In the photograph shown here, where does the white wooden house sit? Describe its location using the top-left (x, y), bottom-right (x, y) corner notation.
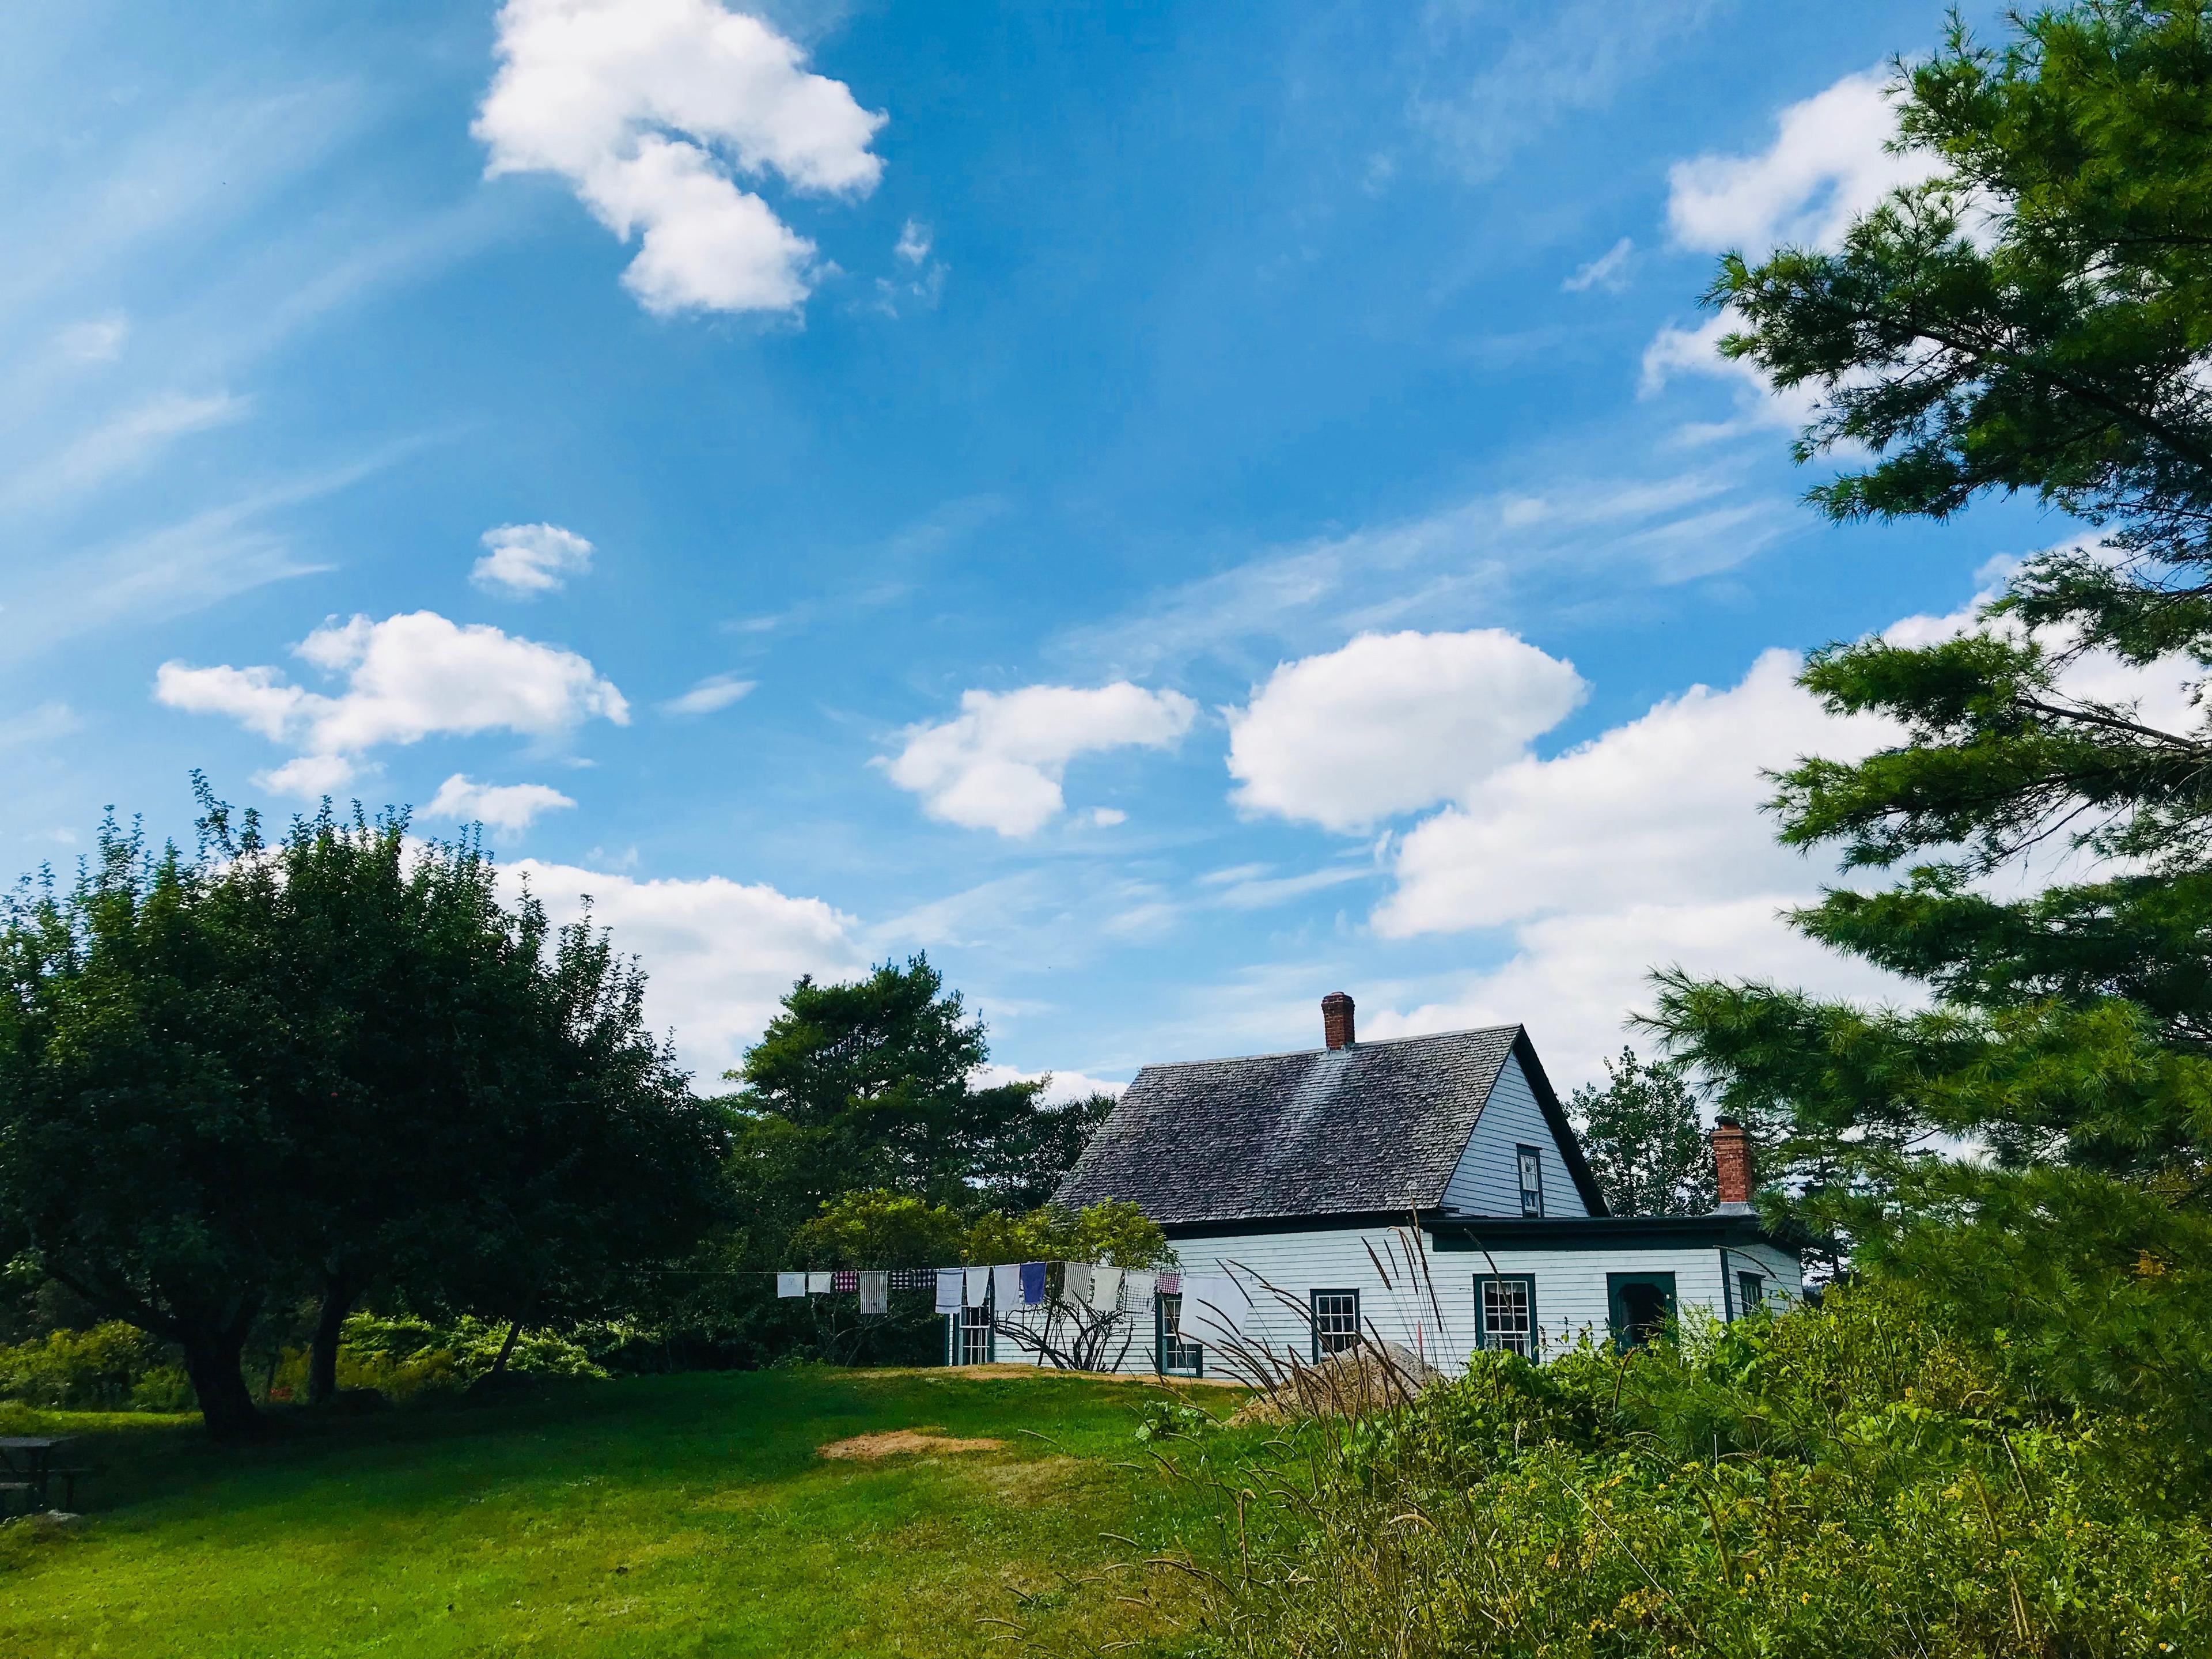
top-left (961, 992), bottom-right (1800, 1378)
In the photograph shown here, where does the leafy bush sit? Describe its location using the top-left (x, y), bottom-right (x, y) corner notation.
top-left (0, 1322), bottom-right (192, 1411)
top-left (1147, 1283), bottom-right (2209, 1658)
top-left (790, 1191), bottom-right (969, 1269)
top-left (334, 1313), bottom-right (608, 1400)
top-left (965, 1199), bottom-right (1173, 1270)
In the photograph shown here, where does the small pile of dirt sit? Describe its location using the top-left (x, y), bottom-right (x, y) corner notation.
top-left (1229, 1342), bottom-right (1444, 1424)
top-left (819, 1428), bottom-right (1005, 1460)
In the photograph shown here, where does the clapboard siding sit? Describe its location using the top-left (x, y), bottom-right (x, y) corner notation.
top-left (968, 1225), bottom-right (1809, 1376)
top-left (1438, 1051), bottom-right (1592, 1218)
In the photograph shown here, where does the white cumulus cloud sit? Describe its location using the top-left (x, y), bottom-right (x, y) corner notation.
top-left (474, 0), bottom-right (886, 316)
top-left (1666, 68), bottom-right (1942, 258)
top-left (427, 773), bottom-right (578, 834)
top-left (1375, 647), bottom-right (1881, 940)
top-left (505, 858), bottom-right (867, 1078)
top-left (256, 753), bottom-right (360, 799)
top-left (1359, 578), bottom-right (2205, 1086)
top-left (1358, 646), bottom-right (1900, 1084)
top-left (973, 1063), bottom-right (1128, 1104)
top-left (1226, 629), bottom-right (1586, 832)
top-left (1645, 70), bottom-right (1952, 440)
top-left (157, 611), bottom-right (630, 790)
top-left (885, 683), bottom-right (1198, 838)
top-left (473, 522), bottom-right (595, 596)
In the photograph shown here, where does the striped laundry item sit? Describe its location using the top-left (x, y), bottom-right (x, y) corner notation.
top-left (832, 1270), bottom-right (858, 1294)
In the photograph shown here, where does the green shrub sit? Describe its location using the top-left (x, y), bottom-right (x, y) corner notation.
top-left (335, 1313), bottom-right (608, 1400)
top-left (0, 1323), bottom-right (190, 1411)
top-left (1149, 1284), bottom-right (2210, 1658)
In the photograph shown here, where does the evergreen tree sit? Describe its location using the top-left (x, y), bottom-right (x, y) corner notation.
top-left (1567, 1050), bottom-right (1715, 1217)
top-left (729, 955), bottom-right (1064, 1211)
top-left (1651, 1), bottom-right (2212, 1468)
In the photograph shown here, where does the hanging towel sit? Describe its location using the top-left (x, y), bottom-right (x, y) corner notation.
top-left (991, 1263), bottom-right (1022, 1310)
top-left (1093, 1265), bottom-right (1125, 1311)
top-left (964, 1264), bottom-right (992, 1307)
top-left (890, 1267), bottom-right (933, 1291)
top-left (832, 1269), bottom-right (858, 1294)
top-left (776, 1272), bottom-right (805, 1298)
top-left (1126, 1270), bottom-right (1157, 1309)
top-left (1062, 1261), bottom-right (1094, 1308)
top-left (1020, 1261), bottom-right (1047, 1306)
top-left (935, 1268), bottom-right (965, 1315)
top-left (1156, 1271), bottom-right (1180, 1296)
top-left (1182, 1275), bottom-right (1248, 1345)
top-left (858, 1271), bottom-right (889, 1316)
top-left (805, 1271), bottom-right (833, 1295)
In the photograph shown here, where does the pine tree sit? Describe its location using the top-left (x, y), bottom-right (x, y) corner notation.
top-left (1651, 1), bottom-right (2212, 1471)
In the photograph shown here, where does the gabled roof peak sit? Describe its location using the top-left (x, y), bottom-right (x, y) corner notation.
top-left (1055, 1022), bottom-right (1603, 1227)
top-left (1141, 1020), bottom-right (1524, 1073)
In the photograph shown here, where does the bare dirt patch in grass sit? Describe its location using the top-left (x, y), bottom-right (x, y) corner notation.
top-left (820, 1428), bottom-right (1005, 1461)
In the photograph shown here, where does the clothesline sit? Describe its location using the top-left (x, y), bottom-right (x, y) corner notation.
top-left (773, 1262), bottom-right (1194, 1315)
top-left (763, 1262), bottom-right (1255, 1332)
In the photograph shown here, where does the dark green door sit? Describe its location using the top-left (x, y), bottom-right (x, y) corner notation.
top-left (1607, 1272), bottom-right (1677, 1349)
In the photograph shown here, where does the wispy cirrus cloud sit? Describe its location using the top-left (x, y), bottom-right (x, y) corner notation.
top-left (661, 672), bottom-right (756, 715)
top-left (1060, 468), bottom-right (1786, 677)
top-left (1412, 0), bottom-right (1716, 181)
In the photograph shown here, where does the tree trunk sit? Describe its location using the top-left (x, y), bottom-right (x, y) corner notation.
top-left (308, 1270), bottom-right (359, 1407)
top-left (180, 1327), bottom-right (264, 1443)
top-left (489, 1282), bottom-right (543, 1378)
top-left (491, 1314), bottom-right (527, 1377)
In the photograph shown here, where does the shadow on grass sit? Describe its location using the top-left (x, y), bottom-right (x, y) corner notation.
top-left (6, 1365), bottom-right (1204, 1520)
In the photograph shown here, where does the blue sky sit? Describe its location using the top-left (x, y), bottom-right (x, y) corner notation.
top-left (1, 0), bottom-right (2053, 1094)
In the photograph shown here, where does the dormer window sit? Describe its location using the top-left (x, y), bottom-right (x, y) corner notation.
top-left (1516, 1145), bottom-right (1544, 1217)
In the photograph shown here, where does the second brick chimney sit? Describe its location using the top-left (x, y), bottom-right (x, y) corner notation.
top-left (1321, 991), bottom-right (1356, 1050)
top-left (1711, 1118), bottom-right (1754, 1214)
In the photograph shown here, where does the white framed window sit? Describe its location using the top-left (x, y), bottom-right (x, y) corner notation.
top-left (1516, 1145), bottom-right (1544, 1217)
top-left (1310, 1289), bottom-right (1361, 1359)
top-left (1474, 1275), bottom-right (1537, 1357)
top-left (956, 1302), bottom-right (993, 1365)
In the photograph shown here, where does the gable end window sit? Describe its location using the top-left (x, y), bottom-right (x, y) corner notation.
top-left (1473, 1274), bottom-right (1537, 1358)
top-left (1310, 1289), bottom-right (1361, 1361)
top-left (1515, 1145), bottom-right (1545, 1217)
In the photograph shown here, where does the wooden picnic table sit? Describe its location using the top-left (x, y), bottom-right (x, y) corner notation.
top-left (0, 1437), bottom-right (81, 1512)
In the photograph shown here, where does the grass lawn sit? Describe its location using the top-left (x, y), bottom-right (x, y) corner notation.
top-left (0, 1366), bottom-right (1233, 1658)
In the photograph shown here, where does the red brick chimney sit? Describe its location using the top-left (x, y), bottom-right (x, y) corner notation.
top-left (1321, 991), bottom-right (1356, 1050)
top-left (1711, 1118), bottom-right (1754, 1213)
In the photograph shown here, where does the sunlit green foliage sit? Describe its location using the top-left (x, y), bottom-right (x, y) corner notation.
top-left (1153, 1283), bottom-right (2209, 1658)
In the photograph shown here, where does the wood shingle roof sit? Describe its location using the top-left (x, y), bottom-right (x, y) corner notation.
top-left (1052, 1024), bottom-right (1605, 1226)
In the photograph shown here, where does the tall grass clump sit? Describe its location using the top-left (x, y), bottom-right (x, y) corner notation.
top-left (1145, 1283), bottom-right (2208, 1658)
